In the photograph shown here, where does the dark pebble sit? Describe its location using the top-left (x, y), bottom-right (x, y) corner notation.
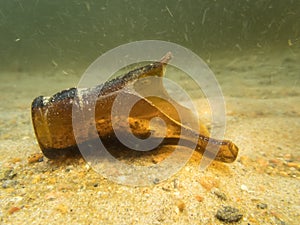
top-left (38, 157), bottom-right (44, 162)
top-left (216, 206), bottom-right (243, 223)
top-left (3, 169), bottom-right (17, 180)
top-left (153, 178), bottom-right (160, 184)
top-left (212, 189), bottom-right (227, 201)
top-left (257, 203), bottom-right (268, 209)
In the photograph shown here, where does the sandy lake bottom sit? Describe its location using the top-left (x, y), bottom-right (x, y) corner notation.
top-left (0, 46), bottom-right (299, 224)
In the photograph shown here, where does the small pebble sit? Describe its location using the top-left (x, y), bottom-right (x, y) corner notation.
top-left (27, 153), bottom-right (44, 164)
top-left (216, 206), bottom-right (243, 223)
top-left (56, 204), bottom-right (68, 214)
top-left (2, 180), bottom-right (18, 188)
top-left (241, 184), bottom-right (249, 192)
top-left (195, 195), bottom-right (204, 202)
top-left (256, 158), bottom-right (269, 171)
top-left (271, 211), bottom-right (287, 225)
top-left (239, 156), bottom-right (251, 166)
top-left (286, 162), bottom-right (299, 169)
top-left (162, 185), bottom-right (171, 192)
top-left (173, 179), bottom-right (179, 189)
top-left (283, 153), bottom-right (292, 161)
top-left (199, 176), bottom-right (220, 191)
top-left (269, 158), bottom-right (283, 166)
top-left (212, 189), bottom-right (227, 201)
top-left (8, 206), bottom-right (21, 214)
top-left (9, 158), bottom-right (22, 163)
top-left (153, 178), bottom-right (160, 184)
top-left (3, 169), bottom-right (17, 180)
top-left (257, 202), bottom-right (268, 209)
top-left (176, 200), bottom-right (186, 212)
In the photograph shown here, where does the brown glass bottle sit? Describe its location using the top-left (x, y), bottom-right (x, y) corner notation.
top-left (31, 54), bottom-right (238, 162)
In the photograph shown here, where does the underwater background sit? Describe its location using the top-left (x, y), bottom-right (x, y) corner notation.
top-left (1, 0), bottom-right (299, 73)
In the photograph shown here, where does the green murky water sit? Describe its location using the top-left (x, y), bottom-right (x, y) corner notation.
top-left (0, 0), bottom-right (299, 73)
